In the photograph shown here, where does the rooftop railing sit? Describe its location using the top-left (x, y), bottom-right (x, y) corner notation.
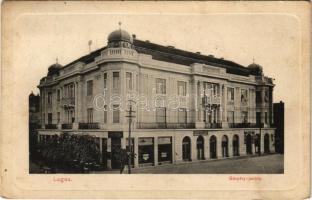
top-left (62, 123), bottom-right (72, 129)
top-left (45, 124), bottom-right (57, 129)
top-left (79, 123), bottom-right (100, 129)
top-left (205, 123), bottom-right (222, 129)
top-left (228, 123), bottom-right (263, 128)
top-left (136, 122), bottom-right (195, 129)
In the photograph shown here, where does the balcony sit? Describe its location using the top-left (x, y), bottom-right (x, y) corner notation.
top-left (62, 123), bottom-right (73, 129)
top-left (45, 124), bottom-right (57, 129)
top-left (228, 123), bottom-right (262, 128)
top-left (61, 97), bottom-right (75, 108)
top-left (78, 123), bottom-right (100, 129)
top-left (136, 122), bottom-right (195, 129)
top-left (205, 123), bottom-right (222, 129)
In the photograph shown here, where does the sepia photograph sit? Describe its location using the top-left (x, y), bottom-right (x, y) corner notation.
top-left (28, 12), bottom-right (284, 175)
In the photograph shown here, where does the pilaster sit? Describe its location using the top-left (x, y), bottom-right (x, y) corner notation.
top-left (107, 138), bottom-right (112, 169)
top-left (154, 136), bottom-right (158, 166)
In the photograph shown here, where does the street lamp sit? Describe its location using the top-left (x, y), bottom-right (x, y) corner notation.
top-left (125, 100), bottom-right (136, 174)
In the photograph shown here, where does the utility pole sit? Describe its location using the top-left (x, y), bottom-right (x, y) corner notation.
top-left (259, 122), bottom-right (262, 156)
top-left (125, 100), bottom-right (136, 174)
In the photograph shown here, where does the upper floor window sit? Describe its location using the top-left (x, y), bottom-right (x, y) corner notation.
top-left (87, 108), bottom-right (93, 123)
top-left (57, 112), bottom-right (60, 123)
top-left (227, 111), bottom-right (234, 123)
top-left (104, 105), bottom-right (107, 123)
top-left (69, 84), bottom-right (74, 98)
top-left (256, 91), bottom-right (262, 104)
top-left (57, 89), bottom-right (60, 101)
top-left (126, 72), bottom-right (132, 90)
top-left (177, 81), bottom-right (187, 96)
top-left (265, 112), bottom-right (268, 124)
top-left (156, 78), bottom-right (166, 94)
top-left (103, 73), bottom-right (107, 89)
top-left (48, 113), bottom-right (52, 124)
top-left (156, 107), bottom-right (166, 123)
top-left (178, 108), bottom-right (187, 123)
top-left (113, 72), bottom-right (120, 93)
top-left (47, 92), bottom-right (52, 104)
top-left (241, 89), bottom-right (248, 105)
top-left (227, 87), bottom-right (234, 101)
top-left (142, 74), bottom-right (148, 94)
top-left (113, 105), bottom-right (120, 123)
top-left (241, 111), bottom-right (248, 123)
top-left (264, 90), bottom-right (269, 103)
top-left (87, 80), bottom-right (93, 96)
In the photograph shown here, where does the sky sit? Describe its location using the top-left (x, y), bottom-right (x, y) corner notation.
top-left (15, 11), bottom-right (300, 103)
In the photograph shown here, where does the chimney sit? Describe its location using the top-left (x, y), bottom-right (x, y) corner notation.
top-left (132, 34), bottom-right (136, 39)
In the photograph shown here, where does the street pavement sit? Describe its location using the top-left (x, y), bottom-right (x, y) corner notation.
top-left (93, 154), bottom-right (284, 174)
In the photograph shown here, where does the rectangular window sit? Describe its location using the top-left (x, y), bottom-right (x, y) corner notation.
top-left (48, 113), bottom-right (52, 124)
top-left (113, 105), bottom-right (120, 123)
top-left (142, 74), bottom-right (148, 94)
top-left (126, 72), bottom-right (132, 90)
top-left (256, 112), bottom-right (262, 125)
top-left (264, 90), bottom-right (269, 103)
top-left (156, 107), bottom-right (166, 123)
top-left (87, 108), bottom-right (93, 123)
top-left (57, 89), bottom-right (60, 101)
top-left (177, 81), bottom-right (187, 96)
top-left (104, 105), bottom-right (107, 123)
top-left (57, 112), bottom-right (60, 123)
top-left (241, 89), bottom-right (248, 105)
top-left (103, 73), bottom-right (107, 89)
top-left (113, 72), bottom-right (120, 93)
top-left (227, 88), bottom-right (234, 101)
top-left (69, 84), bottom-right (74, 98)
top-left (227, 111), bottom-right (234, 123)
top-left (241, 111), bottom-right (248, 123)
top-left (87, 80), bottom-right (93, 96)
top-left (256, 91), bottom-right (262, 103)
top-left (47, 92), bottom-right (52, 104)
top-left (156, 78), bottom-right (166, 94)
top-left (178, 108), bottom-right (187, 123)
top-left (265, 112), bottom-right (268, 124)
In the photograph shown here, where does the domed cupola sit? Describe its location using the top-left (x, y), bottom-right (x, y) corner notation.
top-left (47, 59), bottom-right (62, 76)
top-left (248, 62), bottom-right (263, 76)
top-left (107, 23), bottom-right (133, 49)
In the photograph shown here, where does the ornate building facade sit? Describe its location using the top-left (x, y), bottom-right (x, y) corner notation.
top-left (37, 28), bottom-right (275, 169)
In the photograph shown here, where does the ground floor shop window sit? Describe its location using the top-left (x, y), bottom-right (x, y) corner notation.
top-left (158, 137), bottom-right (172, 164)
top-left (182, 136), bottom-right (191, 161)
top-left (138, 137), bottom-right (154, 166)
top-left (210, 135), bottom-right (217, 159)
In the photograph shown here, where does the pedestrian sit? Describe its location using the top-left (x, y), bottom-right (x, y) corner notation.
top-left (119, 149), bottom-right (126, 174)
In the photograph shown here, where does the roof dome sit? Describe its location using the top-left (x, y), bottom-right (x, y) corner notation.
top-left (108, 29), bottom-right (133, 43)
top-left (48, 63), bottom-right (62, 76)
top-left (48, 63), bottom-right (62, 70)
top-left (247, 63), bottom-right (263, 76)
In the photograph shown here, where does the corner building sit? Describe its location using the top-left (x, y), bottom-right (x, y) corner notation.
top-left (38, 29), bottom-right (275, 169)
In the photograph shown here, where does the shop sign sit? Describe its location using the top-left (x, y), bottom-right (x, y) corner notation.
top-left (193, 130), bottom-right (208, 136)
top-left (143, 153), bottom-right (150, 161)
top-left (139, 137), bottom-right (153, 145)
top-left (108, 132), bottom-right (123, 138)
top-left (161, 152), bottom-right (167, 158)
top-left (158, 137), bottom-right (172, 144)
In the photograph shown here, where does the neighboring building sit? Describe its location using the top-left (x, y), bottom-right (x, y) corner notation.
top-left (29, 92), bottom-right (40, 157)
top-left (37, 28), bottom-right (275, 169)
top-left (273, 101), bottom-right (284, 154)
top-left (29, 92), bottom-right (40, 129)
